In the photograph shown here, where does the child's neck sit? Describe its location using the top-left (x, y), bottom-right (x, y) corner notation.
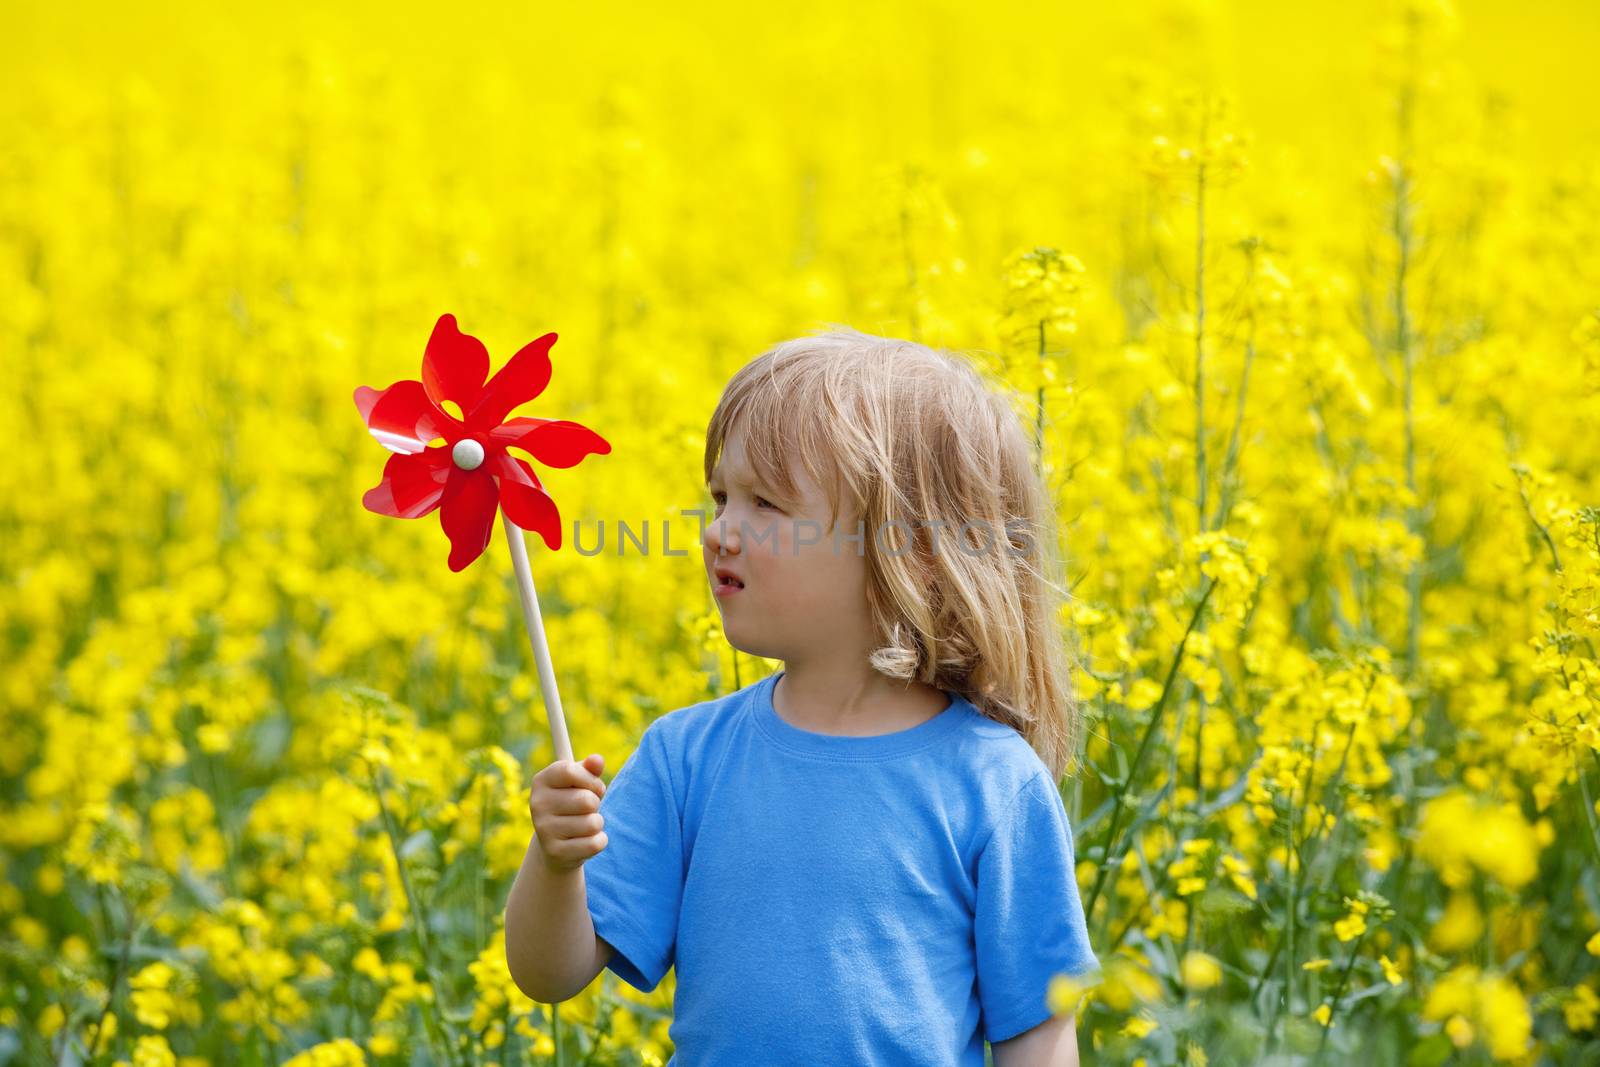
top-left (772, 664), bottom-right (949, 737)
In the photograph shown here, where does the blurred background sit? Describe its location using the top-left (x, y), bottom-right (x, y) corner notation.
top-left (3, 0), bottom-right (1600, 1063)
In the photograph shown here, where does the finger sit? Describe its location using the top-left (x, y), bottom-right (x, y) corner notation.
top-left (540, 812), bottom-right (605, 840)
top-left (547, 788), bottom-right (602, 816)
top-left (560, 757), bottom-right (607, 796)
top-left (550, 758), bottom-right (594, 786)
top-left (547, 831), bottom-right (607, 864)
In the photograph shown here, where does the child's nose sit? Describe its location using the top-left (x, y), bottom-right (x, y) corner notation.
top-left (704, 515), bottom-right (739, 555)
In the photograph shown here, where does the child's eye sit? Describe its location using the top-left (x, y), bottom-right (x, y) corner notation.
top-left (708, 490), bottom-right (779, 512)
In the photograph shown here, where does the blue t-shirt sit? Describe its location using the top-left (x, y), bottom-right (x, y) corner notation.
top-left (582, 669), bottom-right (1100, 1065)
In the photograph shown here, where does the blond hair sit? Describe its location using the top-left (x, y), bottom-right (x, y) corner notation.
top-left (703, 324), bottom-right (1086, 782)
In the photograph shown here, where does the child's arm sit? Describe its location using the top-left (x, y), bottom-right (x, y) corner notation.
top-left (975, 772), bottom-right (1099, 1053)
top-left (505, 753), bottom-right (614, 1002)
top-left (991, 1013), bottom-right (1081, 1067)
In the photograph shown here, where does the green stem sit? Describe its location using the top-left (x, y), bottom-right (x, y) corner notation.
top-left (81, 883), bottom-right (136, 1066)
top-left (1312, 926), bottom-right (1370, 1065)
top-left (1194, 146), bottom-right (1209, 533)
top-left (1391, 46), bottom-right (1421, 680)
top-left (476, 772), bottom-right (490, 951)
top-left (368, 761), bottom-right (463, 1067)
top-left (1574, 755), bottom-right (1600, 869)
top-left (1511, 468), bottom-right (1562, 572)
top-left (1277, 777), bottom-right (1296, 1054)
top-left (1182, 693), bottom-right (1205, 963)
top-left (1085, 577), bottom-right (1218, 922)
top-left (1035, 318), bottom-right (1047, 466)
top-left (1252, 686), bottom-right (1369, 995)
top-left (1208, 254), bottom-right (1258, 533)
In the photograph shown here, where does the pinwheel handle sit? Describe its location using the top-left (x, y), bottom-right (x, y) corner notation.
top-left (502, 513), bottom-right (574, 764)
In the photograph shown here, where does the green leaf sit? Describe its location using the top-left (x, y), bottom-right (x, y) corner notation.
top-left (1406, 1033), bottom-right (1452, 1067)
top-left (1195, 886), bottom-right (1255, 919)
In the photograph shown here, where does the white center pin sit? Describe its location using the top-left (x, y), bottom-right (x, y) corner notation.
top-left (452, 438), bottom-right (486, 470)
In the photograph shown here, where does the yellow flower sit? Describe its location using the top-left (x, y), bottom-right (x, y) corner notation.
top-left (1422, 965), bottom-right (1532, 1061)
top-left (130, 961), bottom-right (178, 1029)
top-left (359, 740), bottom-right (392, 768)
top-left (1478, 973), bottom-right (1533, 1060)
top-left (1220, 855), bottom-right (1257, 900)
top-left (1333, 912), bottom-right (1367, 942)
top-left (1312, 1003), bottom-right (1332, 1027)
top-left (999, 245), bottom-right (1087, 357)
top-left (197, 723), bottom-right (232, 753)
top-left (130, 1034), bottom-right (175, 1067)
top-left (353, 947), bottom-right (388, 982)
top-left (1565, 983), bottom-right (1599, 1033)
top-left (282, 1038), bottom-right (366, 1067)
top-left (1417, 791), bottom-right (1540, 889)
top-left (1181, 951), bottom-right (1222, 992)
top-left (36, 1005), bottom-right (75, 1051)
top-left (1429, 891), bottom-right (1484, 953)
top-left (1380, 955), bottom-right (1403, 986)
top-left (92, 1012), bottom-right (119, 1057)
top-left (1143, 898), bottom-right (1187, 941)
top-left (1123, 678), bottom-right (1165, 713)
top-left (1046, 971), bottom-right (1096, 1016)
top-left (1096, 956), bottom-right (1162, 1012)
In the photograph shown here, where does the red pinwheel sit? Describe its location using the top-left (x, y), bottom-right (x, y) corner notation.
top-left (353, 313), bottom-right (610, 764)
top-left (354, 313), bottom-right (610, 572)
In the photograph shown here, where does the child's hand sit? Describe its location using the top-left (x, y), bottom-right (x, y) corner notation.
top-left (529, 753), bottom-right (608, 874)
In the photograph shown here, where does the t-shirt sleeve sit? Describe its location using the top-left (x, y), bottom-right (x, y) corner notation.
top-left (974, 770), bottom-right (1101, 1044)
top-left (582, 721), bottom-right (684, 994)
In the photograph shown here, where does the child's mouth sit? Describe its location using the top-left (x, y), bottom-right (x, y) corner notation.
top-left (714, 575), bottom-right (745, 596)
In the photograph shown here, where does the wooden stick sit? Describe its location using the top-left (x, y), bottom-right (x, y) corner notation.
top-left (501, 513), bottom-right (573, 764)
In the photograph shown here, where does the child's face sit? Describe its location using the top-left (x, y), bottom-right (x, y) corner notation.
top-left (703, 425), bottom-right (870, 664)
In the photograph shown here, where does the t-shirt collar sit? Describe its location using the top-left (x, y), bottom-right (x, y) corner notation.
top-left (751, 669), bottom-right (969, 759)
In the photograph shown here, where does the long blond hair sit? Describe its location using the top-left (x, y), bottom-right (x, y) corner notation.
top-left (704, 325), bottom-right (1086, 781)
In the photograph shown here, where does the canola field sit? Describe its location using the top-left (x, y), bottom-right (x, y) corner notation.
top-left (3, 0), bottom-right (1600, 1063)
